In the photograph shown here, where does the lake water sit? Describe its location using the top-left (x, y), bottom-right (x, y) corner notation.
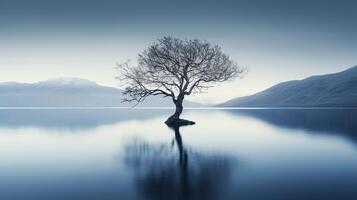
top-left (0, 108), bottom-right (357, 200)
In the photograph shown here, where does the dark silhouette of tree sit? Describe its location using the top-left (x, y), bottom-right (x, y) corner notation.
top-left (117, 36), bottom-right (244, 125)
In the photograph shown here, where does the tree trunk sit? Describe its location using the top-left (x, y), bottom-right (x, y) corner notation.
top-left (165, 99), bottom-right (195, 126)
top-left (165, 100), bottom-right (183, 125)
top-left (173, 101), bottom-right (183, 120)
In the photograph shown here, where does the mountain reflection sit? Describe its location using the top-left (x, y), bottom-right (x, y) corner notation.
top-left (124, 125), bottom-right (233, 200)
top-left (0, 109), bottom-right (169, 130)
top-left (229, 109), bottom-right (357, 142)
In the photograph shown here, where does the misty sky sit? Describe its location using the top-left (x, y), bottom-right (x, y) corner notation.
top-left (1, 0), bottom-right (357, 103)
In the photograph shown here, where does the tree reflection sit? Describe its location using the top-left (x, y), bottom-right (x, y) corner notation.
top-left (124, 124), bottom-right (233, 200)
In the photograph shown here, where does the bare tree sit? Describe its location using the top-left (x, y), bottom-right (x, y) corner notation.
top-left (117, 36), bottom-right (244, 126)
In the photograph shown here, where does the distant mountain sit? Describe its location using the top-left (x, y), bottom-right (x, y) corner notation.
top-left (0, 78), bottom-right (201, 107)
top-left (220, 66), bottom-right (357, 107)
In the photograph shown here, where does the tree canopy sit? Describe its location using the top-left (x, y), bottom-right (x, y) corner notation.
top-left (117, 36), bottom-right (244, 105)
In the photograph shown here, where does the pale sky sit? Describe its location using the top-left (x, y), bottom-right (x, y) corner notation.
top-left (1, 0), bottom-right (357, 104)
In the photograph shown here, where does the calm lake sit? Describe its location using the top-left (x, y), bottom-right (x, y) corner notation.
top-left (0, 108), bottom-right (357, 200)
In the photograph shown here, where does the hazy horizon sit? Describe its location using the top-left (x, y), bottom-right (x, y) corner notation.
top-left (0, 64), bottom-right (356, 105)
top-left (1, 0), bottom-right (357, 103)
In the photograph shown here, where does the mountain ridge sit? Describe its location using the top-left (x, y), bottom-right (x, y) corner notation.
top-left (220, 65), bottom-right (357, 107)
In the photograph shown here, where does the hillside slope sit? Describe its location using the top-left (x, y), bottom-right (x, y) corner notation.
top-left (220, 66), bottom-right (357, 107)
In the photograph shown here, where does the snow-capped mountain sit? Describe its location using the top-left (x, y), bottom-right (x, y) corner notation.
top-left (0, 78), bottom-right (201, 107)
top-left (36, 77), bottom-right (99, 87)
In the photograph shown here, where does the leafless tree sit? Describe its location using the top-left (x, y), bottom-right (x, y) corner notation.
top-left (117, 36), bottom-right (244, 125)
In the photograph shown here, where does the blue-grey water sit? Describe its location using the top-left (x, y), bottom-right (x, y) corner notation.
top-left (0, 108), bottom-right (357, 200)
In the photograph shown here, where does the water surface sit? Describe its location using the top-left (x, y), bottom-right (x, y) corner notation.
top-left (0, 108), bottom-right (356, 200)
